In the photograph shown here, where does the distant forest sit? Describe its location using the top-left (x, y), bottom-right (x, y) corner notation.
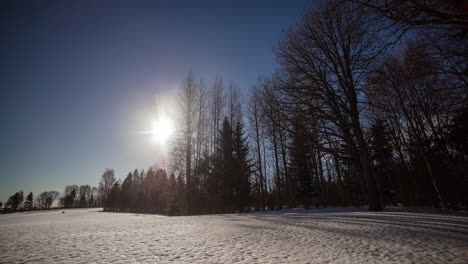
top-left (2, 0), bottom-right (467, 215)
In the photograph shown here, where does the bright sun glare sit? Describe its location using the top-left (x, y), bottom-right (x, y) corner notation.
top-left (150, 116), bottom-right (174, 144)
top-left (140, 115), bottom-right (175, 145)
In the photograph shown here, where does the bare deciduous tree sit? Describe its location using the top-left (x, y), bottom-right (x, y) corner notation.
top-left (36, 191), bottom-right (59, 209)
top-left (98, 168), bottom-right (116, 210)
top-left (275, 0), bottom-right (404, 210)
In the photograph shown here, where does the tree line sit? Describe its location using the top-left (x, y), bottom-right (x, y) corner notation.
top-left (100, 113), bottom-right (252, 215)
top-left (1, 190), bottom-right (59, 213)
top-left (99, 1), bottom-right (467, 214)
top-left (1, 185), bottom-right (100, 213)
top-left (3, 0), bottom-right (466, 215)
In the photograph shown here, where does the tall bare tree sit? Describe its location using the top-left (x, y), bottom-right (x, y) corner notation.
top-left (209, 75), bottom-right (225, 155)
top-left (276, 0), bottom-right (403, 210)
top-left (98, 168), bottom-right (116, 210)
top-left (36, 191), bottom-right (59, 209)
top-left (248, 84), bottom-right (267, 210)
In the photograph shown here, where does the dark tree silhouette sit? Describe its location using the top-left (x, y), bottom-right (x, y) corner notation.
top-left (22, 0), bottom-right (466, 216)
top-left (98, 169), bottom-right (116, 211)
top-left (63, 185), bottom-right (78, 208)
top-left (220, 117), bottom-right (234, 211)
top-left (290, 115), bottom-right (313, 208)
top-left (36, 191), bottom-right (59, 209)
top-left (24, 192), bottom-right (33, 210)
top-left (233, 121), bottom-right (252, 212)
top-left (5, 191), bottom-right (23, 211)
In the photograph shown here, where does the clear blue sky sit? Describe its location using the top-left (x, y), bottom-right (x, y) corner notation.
top-left (0, 0), bottom-right (308, 202)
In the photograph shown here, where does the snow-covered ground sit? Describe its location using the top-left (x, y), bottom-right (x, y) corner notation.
top-left (1, 208), bottom-right (467, 263)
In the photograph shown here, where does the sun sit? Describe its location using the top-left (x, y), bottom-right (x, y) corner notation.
top-left (149, 116), bottom-right (174, 144)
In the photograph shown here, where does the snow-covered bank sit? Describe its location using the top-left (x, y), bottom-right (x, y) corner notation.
top-left (1, 208), bottom-right (467, 263)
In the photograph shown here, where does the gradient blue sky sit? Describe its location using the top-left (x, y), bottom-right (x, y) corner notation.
top-left (0, 0), bottom-right (308, 202)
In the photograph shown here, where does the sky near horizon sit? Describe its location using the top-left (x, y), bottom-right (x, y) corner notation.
top-left (0, 0), bottom-right (309, 202)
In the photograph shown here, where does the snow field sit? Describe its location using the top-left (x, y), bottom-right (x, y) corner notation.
top-left (0, 208), bottom-right (467, 263)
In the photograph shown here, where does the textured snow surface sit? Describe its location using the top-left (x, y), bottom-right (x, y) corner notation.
top-left (1, 208), bottom-right (467, 263)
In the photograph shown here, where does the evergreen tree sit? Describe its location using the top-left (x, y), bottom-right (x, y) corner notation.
top-left (218, 117), bottom-right (234, 212)
top-left (24, 192), bottom-right (33, 210)
top-left (206, 152), bottom-right (223, 213)
top-left (290, 118), bottom-right (313, 208)
top-left (176, 173), bottom-right (187, 215)
top-left (233, 121), bottom-right (251, 212)
top-left (370, 119), bottom-right (395, 205)
top-left (144, 168), bottom-right (168, 213)
top-left (167, 172), bottom-right (180, 215)
top-left (449, 106), bottom-right (468, 158)
top-left (157, 169), bottom-right (169, 213)
top-left (108, 181), bottom-right (121, 211)
top-left (370, 119), bottom-right (393, 167)
top-left (5, 191), bottom-right (24, 211)
top-left (64, 185), bottom-right (78, 208)
top-left (121, 172), bottom-right (134, 212)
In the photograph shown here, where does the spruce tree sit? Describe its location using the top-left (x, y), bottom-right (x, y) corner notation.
top-left (24, 192), bottom-right (33, 210)
top-left (233, 121), bottom-right (251, 212)
top-left (290, 118), bottom-right (312, 208)
top-left (218, 117), bottom-right (234, 212)
top-left (370, 119), bottom-right (394, 205)
top-left (6, 191), bottom-right (24, 211)
top-left (121, 172), bottom-right (134, 212)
